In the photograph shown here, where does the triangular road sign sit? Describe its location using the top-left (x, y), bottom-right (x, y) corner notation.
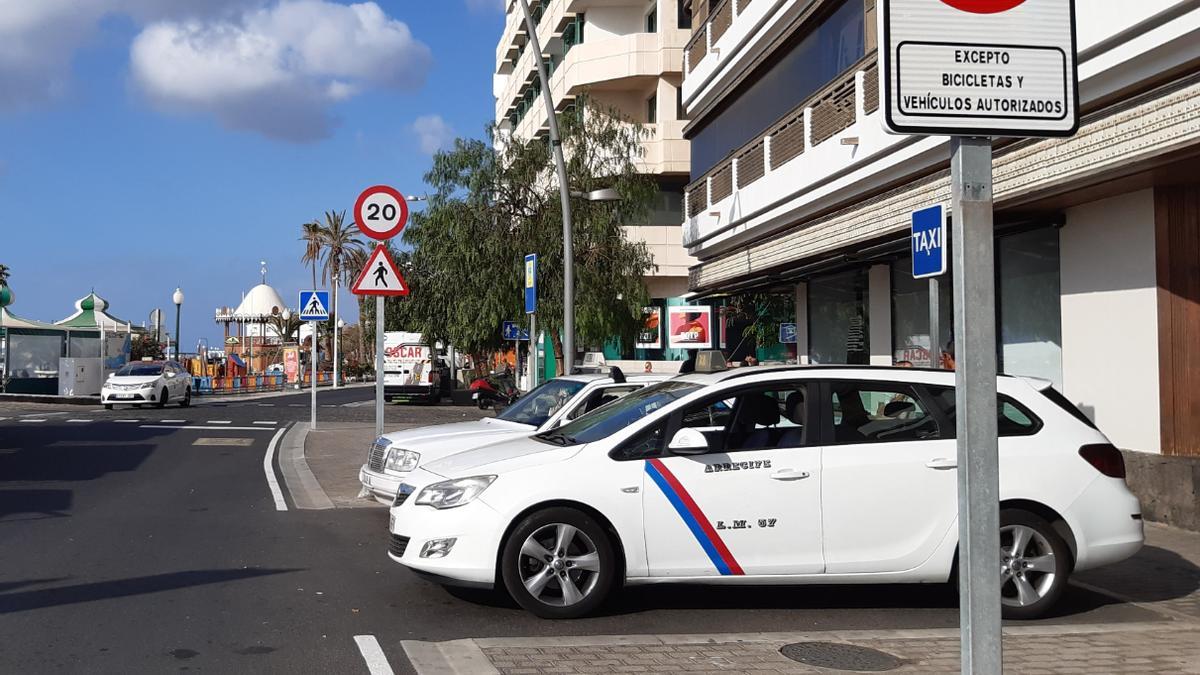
top-left (351, 244), bottom-right (409, 296)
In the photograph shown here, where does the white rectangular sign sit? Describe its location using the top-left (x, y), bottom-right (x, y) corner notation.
top-left (880, 0), bottom-right (1078, 137)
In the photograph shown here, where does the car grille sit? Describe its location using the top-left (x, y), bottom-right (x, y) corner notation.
top-left (389, 534), bottom-right (410, 558)
top-left (368, 439), bottom-right (390, 472)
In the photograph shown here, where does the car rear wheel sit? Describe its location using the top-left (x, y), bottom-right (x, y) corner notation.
top-left (501, 507), bottom-right (617, 619)
top-left (999, 509), bottom-right (1070, 620)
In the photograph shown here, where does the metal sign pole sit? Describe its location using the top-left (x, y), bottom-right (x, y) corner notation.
top-left (375, 296), bottom-right (385, 439)
top-left (929, 278), bottom-right (941, 368)
top-left (311, 320), bottom-right (318, 430)
top-left (950, 136), bottom-right (1001, 675)
top-left (529, 313), bottom-right (537, 390)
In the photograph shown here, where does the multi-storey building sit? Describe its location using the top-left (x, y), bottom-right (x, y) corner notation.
top-left (494, 0), bottom-right (698, 361)
top-left (680, 0), bottom-right (1200, 528)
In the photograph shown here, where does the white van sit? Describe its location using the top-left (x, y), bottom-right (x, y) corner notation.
top-left (384, 332), bottom-right (450, 403)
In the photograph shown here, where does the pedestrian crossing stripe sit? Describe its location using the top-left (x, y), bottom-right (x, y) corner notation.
top-left (299, 290), bottom-right (331, 321)
top-left (351, 244), bottom-right (409, 297)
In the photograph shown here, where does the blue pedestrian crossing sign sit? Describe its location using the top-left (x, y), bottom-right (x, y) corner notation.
top-left (911, 205), bottom-right (947, 279)
top-left (299, 290), bottom-right (331, 321)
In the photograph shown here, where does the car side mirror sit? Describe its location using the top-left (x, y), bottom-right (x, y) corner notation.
top-left (667, 428), bottom-right (709, 455)
top-left (164, 371), bottom-right (174, 378)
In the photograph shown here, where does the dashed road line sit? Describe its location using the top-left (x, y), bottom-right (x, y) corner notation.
top-left (264, 427), bottom-right (289, 511)
top-left (21, 411), bottom-right (67, 417)
top-left (140, 425), bottom-right (276, 431)
top-left (20, 419), bottom-right (46, 423)
top-left (288, 404), bottom-right (303, 407)
top-left (161, 419), bottom-right (186, 423)
top-left (67, 419), bottom-right (91, 423)
top-left (114, 419), bottom-right (140, 423)
top-left (354, 635), bottom-right (396, 675)
top-left (253, 421), bottom-right (277, 425)
top-left (209, 420), bottom-right (232, 424)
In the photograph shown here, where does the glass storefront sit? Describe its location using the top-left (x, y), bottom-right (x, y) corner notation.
top-left (891, 264), bottom-right (953, 368)
top-left (808, 268), bottom-right (869, 364)
top-left (998, 228), bottom-right (1063, 387)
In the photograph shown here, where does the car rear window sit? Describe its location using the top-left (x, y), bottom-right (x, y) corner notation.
top-left (923, 386), bottom-right (1042, 437)
top-left (1039, 386), bottom-right (1098, 430)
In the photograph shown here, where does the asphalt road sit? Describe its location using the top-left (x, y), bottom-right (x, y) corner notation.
top-left (0, 387), bottom-right (1167, 674)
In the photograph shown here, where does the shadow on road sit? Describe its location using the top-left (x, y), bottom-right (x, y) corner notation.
top-left (1076, 544), bottom-right (1200, 604)
top-left (0, 568), bottom-right (300, 614)
top-left (0, 488), bottom-right (73, 519)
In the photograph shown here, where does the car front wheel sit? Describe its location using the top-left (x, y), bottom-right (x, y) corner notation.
top-left (500, 507), bottom-right (617, 619)
top-left (156, 387), bottom-right (168, 408)
top-left (999, 509), bottom-right (1071, 620)
top-left (181, 388), bottom-right (191, 407)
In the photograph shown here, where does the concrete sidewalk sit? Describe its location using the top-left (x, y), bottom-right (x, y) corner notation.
top-left (400, 525), bottom-right (1200, 674)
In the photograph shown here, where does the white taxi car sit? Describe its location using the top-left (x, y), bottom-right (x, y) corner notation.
top-left (360, 370), bottom-right (666, 504)
top-left (388, 363), bottom-right (1143, 620)
top-left (102, 360), bottom-right (192, 409)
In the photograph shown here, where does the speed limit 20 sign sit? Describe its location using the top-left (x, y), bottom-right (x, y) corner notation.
top-left (354, 185), bottom-right (409, 241)
top-left (880, 0), bottom-right (1078, 137)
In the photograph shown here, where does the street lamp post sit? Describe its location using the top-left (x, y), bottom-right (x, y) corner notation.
top-left (517, 0), bottom-right (577, 374)
top-left (337, 318), bottom-right (346, 380)
top-left (172, 288), bottom-right (184, 363)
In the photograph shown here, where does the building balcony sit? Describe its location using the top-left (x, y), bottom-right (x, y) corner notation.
top-left (683, 53), bottom-right (881, 251)
top-left (640, 120), bottom-right (691, 175)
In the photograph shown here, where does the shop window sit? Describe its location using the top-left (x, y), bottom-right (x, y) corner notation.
top-left (891, 259), bottom-right (953, 368)
top-left (808, 268), bottom-right (869, 365)
top-left (997, 228), bottom-right (1062, 387)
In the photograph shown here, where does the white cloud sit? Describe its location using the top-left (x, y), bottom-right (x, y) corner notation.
top-left (130, 1), bottom-right (432, 142)
top-left (0, 0), bottom-right (263, 110)
top-left (411, 114), bottom-right (455, 155)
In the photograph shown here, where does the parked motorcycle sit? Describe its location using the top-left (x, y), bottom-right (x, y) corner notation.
top-left (469, 368), bottom-right (520, 410)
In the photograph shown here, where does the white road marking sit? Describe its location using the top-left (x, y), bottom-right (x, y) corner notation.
top-left (253, 421), bottom-right (276, 425)
top-left (161, 419), bottom-right (186, 423)
top-left (67, 419), bottom-right (91, 423)
top-left (354, 635), bottom-right (395, 675)
top-left (21, 411), bottom-right (67, 417)
top-left (288, 404), bottom-right (303, 407)
top-left (209, 420), bottom-right (232, 424)
top-left (140, 425), bottom-right (276, 431)
top-left (20, 419), bottom-right (46, 423)
top-left (257, 403), bottom-right (275, 407)
top-left (264, 427), bottom-right (289, 511)
top-left (0, 417), bottom-right (8, 422)
top-left (114, 419), bottom-right (140, 423)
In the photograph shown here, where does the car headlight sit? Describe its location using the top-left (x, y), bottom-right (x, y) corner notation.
top-left (141, 382), bottom-right (156, 389)
top-left (414, 476), bottom-right (496, 510)
top-left (384, 448), bottom-right (421, 473)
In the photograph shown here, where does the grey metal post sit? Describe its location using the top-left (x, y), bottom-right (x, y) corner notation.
top-left (929, 277), bottom-right (941, 369)
top-left (375, 296), bottom-right (385, 439)
top-left (950, 136), bottom-right (1001, 675)
top-left (528, 313), bottom-right (537, 390)
top-left (311, 320), bottom-right (318, 430)
top-left (332, 280), bottom-right (340, 389)
top-left (517, 0), bottom-right (575, 375)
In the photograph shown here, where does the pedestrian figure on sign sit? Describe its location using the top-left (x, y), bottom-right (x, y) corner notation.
top-left (304, 295), bottom-right (324, 315)
top-left (373, 261), bottom-right (389, 287)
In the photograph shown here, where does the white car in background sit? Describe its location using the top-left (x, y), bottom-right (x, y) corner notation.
top-left (359, 369), bottom-right (667, 505)
top-left (388, 361), bottom-right (1143, 620)
top-left (102, 360), bottom-right (192, 409)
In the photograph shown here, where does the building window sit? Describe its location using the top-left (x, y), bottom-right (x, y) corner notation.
top-left (997, 227), bottom-right (1062, 387)
top-left (891, 260), bottom-right (952, 368)
top-left (808, 267), bottom-right (869, 365)
top-left (563, 14), bottom-right (585, 51)
top-left (646, 5), bottom-right (658, 32)
top-left (678, 0), bottom-right (692, 29)
top-left (676, 85), bottom-right (687, 121)
top-left (647, 93), bottom-right (658, 124)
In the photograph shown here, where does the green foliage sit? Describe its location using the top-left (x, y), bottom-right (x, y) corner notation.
top-left (0, 263), bottom-right (9, 285)
top-left (130, 334), bottom-right (165, 361)
top-left (391, 101), bottom-right (657, 363)
top-left (726, 292), bottom-right (794, 349)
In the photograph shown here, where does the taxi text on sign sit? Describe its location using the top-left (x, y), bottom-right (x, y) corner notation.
top-left (879, 0), bottom-right (1079, 136)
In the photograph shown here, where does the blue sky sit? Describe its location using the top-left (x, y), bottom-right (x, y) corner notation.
top-left (0, 0), bottom-right (503, 349)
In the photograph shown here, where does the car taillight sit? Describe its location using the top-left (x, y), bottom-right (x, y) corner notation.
top-left (1079, 444), bottom-right (1125, 479)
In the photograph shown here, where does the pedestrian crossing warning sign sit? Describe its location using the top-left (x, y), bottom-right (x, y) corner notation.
top-left (298, 290), bottom-right (331, 321)
top-left (351, 244), bottom-right (409, 297)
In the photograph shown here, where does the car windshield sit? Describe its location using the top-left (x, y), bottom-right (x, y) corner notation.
top-left (536, 381), bottom-right (701, 446)
top-left (115, 364), bottom-right (163, 377)
top-left (496, 378), bottom-right (587, 428)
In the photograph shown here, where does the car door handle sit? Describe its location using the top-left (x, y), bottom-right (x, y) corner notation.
top-left (770, 469), bottom-right (811, 481)
top-left (925, 458), bottom-right (958, 470)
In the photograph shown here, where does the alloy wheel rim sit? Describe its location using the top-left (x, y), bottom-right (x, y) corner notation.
top-left (999, 524), bottom-right (1057, 607)
top-left (518, 523), bottom-right (600, 607)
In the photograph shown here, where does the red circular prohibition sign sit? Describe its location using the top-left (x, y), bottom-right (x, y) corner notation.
top-left (940, 0), bottom-right (1027, 13)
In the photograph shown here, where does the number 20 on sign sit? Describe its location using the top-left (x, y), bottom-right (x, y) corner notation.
top-left (354, 185), bottom-right (409, 241)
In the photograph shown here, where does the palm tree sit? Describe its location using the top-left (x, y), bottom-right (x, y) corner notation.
top-left (300, 222), bottom-right (322, 288)
top-left (343, 246), bottom-right (370, 366)
top-left (310, 210), bottom-right (365, 384)
top-left (0, 263), bottom-right (10, 286)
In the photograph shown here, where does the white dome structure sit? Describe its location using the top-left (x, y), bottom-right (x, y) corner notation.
top-left (231, 284), bottom-right (287, 321)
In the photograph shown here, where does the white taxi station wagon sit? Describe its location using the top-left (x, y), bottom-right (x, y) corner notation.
top-left (388, 358), bottom-right (1143, 619)
top-left (360, 370), bottom-right (667, 505)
